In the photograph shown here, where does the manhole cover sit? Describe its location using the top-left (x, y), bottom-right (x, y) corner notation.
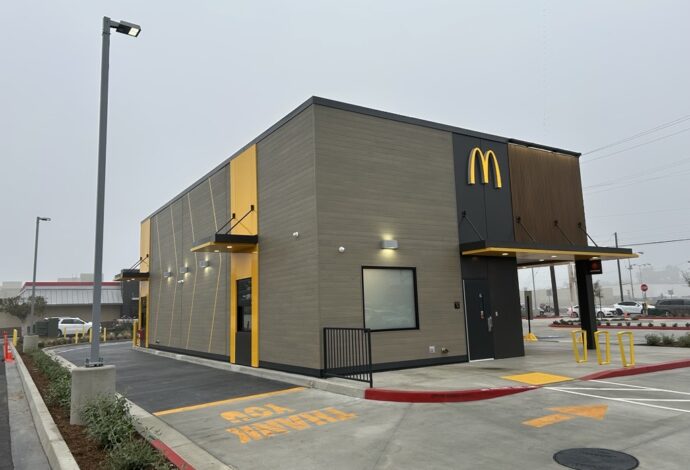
top-left (554, 448), bottom-right (639, 470)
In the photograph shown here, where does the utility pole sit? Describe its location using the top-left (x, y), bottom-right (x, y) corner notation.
top-left (615, 232), bottom-right (624, 302)
top-left (627, 260), bottom-right (635, 301)
top-left (550, 265), bottom-right (559, 316)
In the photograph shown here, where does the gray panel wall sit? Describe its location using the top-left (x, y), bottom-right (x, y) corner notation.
top-left (257, 107), bottom-right (320, 369)
top-left (148, 166), bottom-right (229, 357)
top-left (313, 105), bottom-right (466, 365)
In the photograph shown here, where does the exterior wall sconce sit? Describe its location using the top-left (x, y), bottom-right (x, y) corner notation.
top-left (338, 246), bottom-right (346, 253)
top-left (179, 266), bottom-right (191, 274)
top-left (177, 279), bottom-right (185, 284)
top-left (380, 240), bottom-right (399, 250)
top-left (199, 260), bottom-right (210, 268)
top-left (163, 271), bottom-right (172, 278)
top-left (292, 232), bottom-right (299, 239)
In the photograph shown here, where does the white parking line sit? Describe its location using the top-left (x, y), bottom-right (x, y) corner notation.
top-left (592, 379), bottom-right (690, 396)
top-left (545, 387), bottom-right (690, 414)
top-left (55, 342), bottom-right (130, 353)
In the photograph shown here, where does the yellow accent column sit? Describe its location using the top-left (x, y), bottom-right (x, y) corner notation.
top-left (229, 145), bottom-right (259, 366)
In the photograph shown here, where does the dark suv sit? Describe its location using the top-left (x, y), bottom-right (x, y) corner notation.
top-left (653, 299), bottom-right (690, 317)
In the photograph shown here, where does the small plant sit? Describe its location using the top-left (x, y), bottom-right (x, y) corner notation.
top-left (676, 333), bottom-right (690, 348)
top-left (81, 394), bottom-right (136, 450)
top-left (638, 323), bottom-right (643, 327)
top-left (686, 323), bottom-right (690, 328)
top-left (661, 323), bottom-right (667, 328)
top-left (617, 322), bottom-right (623, 327)
top-left (648, 323), bottom-right (654, 327)
top-left (102, 436), bottom-right (170, 470)
top-left (673, 323), bottom-right (678, 328)
top-left (661, 334), bottom-right (676, 346)
top-left (606, 321), bottom-right (611, 326)
top-left (626, 321), bottom-right (631, 327)
top-left (645, 333), bottom-right (661, 346)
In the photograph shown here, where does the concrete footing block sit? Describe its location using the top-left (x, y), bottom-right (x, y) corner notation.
top-left (69, 365), bottom-right (116, 425)
top-left (23, 335), bottom-right (40, 353)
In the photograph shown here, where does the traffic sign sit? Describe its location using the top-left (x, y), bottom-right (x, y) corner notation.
top-left (640, 284), bottom-right (648, 292)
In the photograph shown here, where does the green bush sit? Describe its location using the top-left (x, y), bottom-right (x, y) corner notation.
top-left (28, 350), bottom-right (72, 409)
top-left (606, 321), bottom-right (611, 326)
top-left (102, 437), bottom-right (170, 470)
top-left (661, 323), bottom-right (667, 328)
top-left (672, 323), bottom-right (678, 328)
top-left (676, 333), bottom-right (690, 348)
top-left (661, 334), bottom-right (676, 346)
top-left (626, 321), bottom-right (631, 327)
top-left (81, 394), bottom-right (136, 450)
top-left (617, 322), bottom-right (623, 326)
top-left (645, 334), bottom-right (661, 346)
top-left (686, 323), bottom-right (690, 328)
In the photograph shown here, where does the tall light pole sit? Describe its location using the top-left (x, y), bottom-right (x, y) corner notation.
top-left (28, 217), bottom-right (51, 334)
top-left (88, 16), bottom-right (141, 367)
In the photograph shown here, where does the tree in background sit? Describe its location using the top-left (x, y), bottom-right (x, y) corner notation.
top-left (0, 295), bottom-right (46, 321)
top-left (593, 281), bottom-right (602, 311)
top-left (683, 271), bottom-right (690, 287)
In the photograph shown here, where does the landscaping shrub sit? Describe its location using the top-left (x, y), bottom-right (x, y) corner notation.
top-left (648, 322), bottom-right (654, 327)
top-left (28, 350), bottom-right (71, 409)
top-left (645, 334), bottom-right (661, 346)
top-left (673, 323), bottom-right (678, 328)
top-left (102, 437), bottom-right (170, 470)
top-left (637, 323), bottom-right (643, 327)
top-left (661, 334), bottom-right (676, 346)
top-left (626, 321), bottom-right (631, 327)
top-left (617, 322), bottom-right (623, 327)
top-left (676, 333), bottom-right (690, 348)
top-left (661, 323), bottom-right (667, 328)
top-left (606, 321), bottom-right (611, 326)
top-left (81, 394), bottom-right (136, 450)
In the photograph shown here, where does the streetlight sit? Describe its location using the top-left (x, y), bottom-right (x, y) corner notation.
top-left (88, 16), bottom-right (141, 367)
top-left (26, 217), bottom-right (50, 341)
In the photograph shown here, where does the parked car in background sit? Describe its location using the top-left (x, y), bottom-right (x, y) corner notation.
top-left (55, 317), bottom-right (93, 337)
top-left (596, 307), bottom-right (617, 318)
top-left (566, 305), bottom-right (579, 317)
top-left (613, 301), bottom-right (653, 316)
top-left (652, 299), bottom-right (690, 317)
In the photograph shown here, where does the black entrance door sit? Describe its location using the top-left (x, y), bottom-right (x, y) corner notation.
top-left (464, 280), bottom-right (494, 360)
top-left (139, 296), bottom-right (147, 346)
top-left (235, 278), bottom-right (252, 366)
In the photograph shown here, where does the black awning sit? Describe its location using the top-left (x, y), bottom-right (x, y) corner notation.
top-left (460, 240), bottom-right (636, 266)
top-left (190, 233), bottom-right (258, 253)
top-left (114, 269), bottom-right (150, 281)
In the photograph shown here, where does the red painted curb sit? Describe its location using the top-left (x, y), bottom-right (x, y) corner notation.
top-left (364, 386), bottom-right (537, 403)
top-left (151, 440), bottom-right (195, 470)
top-left (550, 324), bottom-right (690, 330)
top-left (580, 359), bottom-right (690, 381)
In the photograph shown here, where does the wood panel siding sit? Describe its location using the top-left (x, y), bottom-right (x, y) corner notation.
top-left (314, 105), bottom-right (466, 366)
top-left (257, 107), bottom-right (320, 370)
top-left (508, 144), bottom-right (586, 245)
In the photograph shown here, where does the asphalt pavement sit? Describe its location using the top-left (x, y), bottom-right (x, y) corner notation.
top-left (0, 361), bottom-right (13, 470)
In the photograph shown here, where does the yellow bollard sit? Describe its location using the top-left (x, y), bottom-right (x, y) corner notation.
top-left (132, 320), bottom-right (138, 346)
top-left (594, 330), bottom-right (611, 365)
top-left (617, 331), bottom-right (635, 367)
top-left (103, 328), bottom-right (107, 342)
top-left (89, 328), bottom-right (93, 343)
top-left (12, 329), bottom-right (17, 347)
top-left (571, 330), bottom-right (588, 363)
top-left (74, 331), bottom-right (79, 344)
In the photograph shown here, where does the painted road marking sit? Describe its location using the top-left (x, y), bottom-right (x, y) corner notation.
top-left (153, 387), bottom-right (305, 416)
top-left (224, 405), bottom-right (357, 444)
top-left (523, 404), bottom-right (608, 428)
top-left (503, 372), bottom-right (573, 385)
top-left (546, 385), bottom-right (690, 414)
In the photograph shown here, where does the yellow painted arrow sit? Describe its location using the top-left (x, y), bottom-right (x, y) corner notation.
top-left (523, 405), bottom-right (608, 428)
top-left (548, 405), bottom-right (608, 420)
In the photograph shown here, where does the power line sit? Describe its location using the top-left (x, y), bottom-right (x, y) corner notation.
top-left (622, 237), bottom-right (690, 247)
top-left (584, 166), bottom-right (690, 195)
top-left (581, 126), bottom-right (690, 164)
top-left (583, 114), bottom-right (690, 155)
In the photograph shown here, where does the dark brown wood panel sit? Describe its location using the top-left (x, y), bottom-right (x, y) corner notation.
top-left (508, 144), bottom-right (586, 245)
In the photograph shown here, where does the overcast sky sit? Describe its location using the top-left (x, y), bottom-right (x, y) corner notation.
top-left (2, 1), bottom-right (690, 292)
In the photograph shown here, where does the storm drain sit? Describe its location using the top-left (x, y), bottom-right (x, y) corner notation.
top-left (554, 448), bottom-right (639, 470)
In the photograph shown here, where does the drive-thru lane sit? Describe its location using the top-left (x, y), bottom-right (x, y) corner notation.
top-left (53, 343), bottom-right (690, 469)
top-left (55, 342), bottom-right (293, 413)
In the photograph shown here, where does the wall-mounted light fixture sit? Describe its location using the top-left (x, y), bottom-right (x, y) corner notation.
top-left (338, 246), bottom-right (346, 253)
top-left (163, 271), bottom-right (172, 278)
top-left (177, 279), bottom-right (185, 284)
top-left (292, 231), bottom-right (299, 239)
top-left (179, 266), bottom-right (191, 274)
top-left (213, 249), bottom-right (220, 253)
top-left (380, 239), bottom-right (399, 250)
top-left (199, 260), bottom-right (211, 268)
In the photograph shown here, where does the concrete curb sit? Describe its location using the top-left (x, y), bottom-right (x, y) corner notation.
top-left (46, 349), bottom-right (235, 470)
top-left (364, 386), bottom-right (538, 403)
top-left (10, 344), bottom-right (80, 470)
top-left (133, 345), bottom-right (366, 398)
top-left (580, 358), bottom-right (690, 381)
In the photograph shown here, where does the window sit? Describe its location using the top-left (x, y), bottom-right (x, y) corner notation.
top-left (362, 267), bottom-right (418, 331)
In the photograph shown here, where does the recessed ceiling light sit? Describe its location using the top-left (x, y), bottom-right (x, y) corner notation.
top-left (501, 252), bottom-right (509, 256)
top-left (213, 249), bottom-right (220, 253)
top-left (227, 245), bottom-right (233, 249)
top-left (539, 259), bottom-right (545, 262)
top-left (551, 255), bottom-right (558, 258)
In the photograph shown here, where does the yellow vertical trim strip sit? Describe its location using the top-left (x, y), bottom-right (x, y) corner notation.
top-left (229, 258), bottom-right (237, 363)
top-left (207, 254), bottom-right (222, 353)
top-left (251, 249), bottom-right (259, 367)
top-left (169, 206), bottom-right (178, 346)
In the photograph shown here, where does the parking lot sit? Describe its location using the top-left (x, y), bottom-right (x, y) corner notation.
top-left (51, 342), bottom-right (690, 469)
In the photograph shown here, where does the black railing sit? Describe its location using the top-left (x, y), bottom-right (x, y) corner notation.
top-left (323, 327), bottom-right (373, 387)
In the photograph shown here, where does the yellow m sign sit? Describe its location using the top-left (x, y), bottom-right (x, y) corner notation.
top-left (467, 147), bottom-right (502, 189)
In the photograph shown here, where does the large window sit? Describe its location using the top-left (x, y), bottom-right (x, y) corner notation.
top-left (362, 267), bottom-right (418, 331)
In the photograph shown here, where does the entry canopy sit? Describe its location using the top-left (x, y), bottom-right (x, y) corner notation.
top-left (114, 269), bottom-right (149, 281)
top-left (190, 233), bottom-right (258, 253)
top-left (460, 240), bottom-right (637, 267)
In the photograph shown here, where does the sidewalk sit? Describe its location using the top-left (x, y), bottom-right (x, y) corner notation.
top-left (1, 353), bottom-right (50, 470)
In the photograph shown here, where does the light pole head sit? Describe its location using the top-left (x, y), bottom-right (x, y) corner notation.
top-left (114, 20), bottom-right (141, 37)
top-left (38, 217), bottom-right (51, 222)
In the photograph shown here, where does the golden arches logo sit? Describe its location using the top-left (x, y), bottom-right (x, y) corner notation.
top-left (468, 147), bottom-right (502, 188)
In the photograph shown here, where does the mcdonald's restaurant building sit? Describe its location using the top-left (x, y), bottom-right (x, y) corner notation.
top-left (122, 97), bottom-right (635, 376)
